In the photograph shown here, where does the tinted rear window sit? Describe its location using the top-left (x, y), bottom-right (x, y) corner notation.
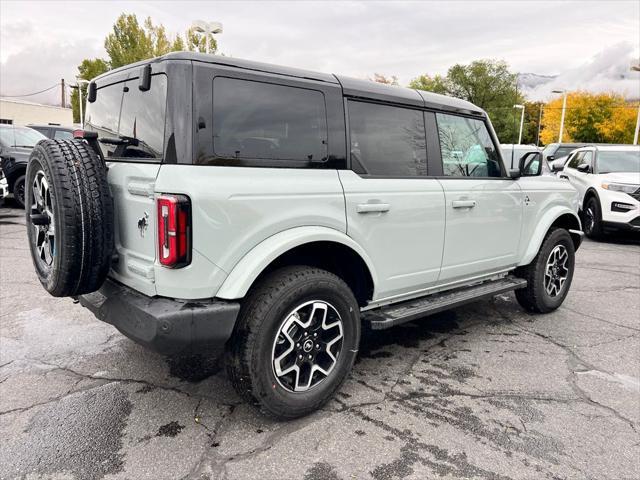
top-left (348, 101), bottom-right (427, 177)
top-left (212, 77), bottom-right (328, 164)
top-left (85, 74), bottom-right (167, 160)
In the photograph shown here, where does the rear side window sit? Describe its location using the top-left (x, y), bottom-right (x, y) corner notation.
top-left (212, 77), bottom-right (328, 164)
top-left (348, 101), bottom-right (427, 177)
top-left (436, 113), bottom-right (502, 177)
top-left (85, 74), bottom-right (167, 160)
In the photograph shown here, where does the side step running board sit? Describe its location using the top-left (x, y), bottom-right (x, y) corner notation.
top-left (362, 276), bottom-right (527, 330)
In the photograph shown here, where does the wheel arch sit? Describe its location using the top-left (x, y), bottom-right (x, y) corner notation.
top-left (215, 226), bottom-right (377, 306)
top-left (518, 208), bottom-right (583, 267)
top-left (582, 187), bottom-right (600, 210)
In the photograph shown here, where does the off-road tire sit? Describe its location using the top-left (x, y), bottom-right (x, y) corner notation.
top-left (26, 139), bottom-right (113, 297)
top-left (515, 228), bottom-right (575, 313)
top-left (13, 174), bottom-right (26, 208)
top-left (583, 196), bottom-right (603, 239)
top-left (226, 266), bottom-right (360, 419)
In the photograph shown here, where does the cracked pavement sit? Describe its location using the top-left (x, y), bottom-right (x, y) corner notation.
top-left (1, 202), bottom-right (639, 480)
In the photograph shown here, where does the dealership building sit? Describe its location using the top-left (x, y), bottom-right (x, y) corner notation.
top-left (0, 98), bottom-right (73, 126)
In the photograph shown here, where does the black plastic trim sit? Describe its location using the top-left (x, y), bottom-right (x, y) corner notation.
top-left (77, 278), bottom-right (240, 355)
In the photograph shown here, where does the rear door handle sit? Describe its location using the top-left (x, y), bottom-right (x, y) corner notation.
top-left (452, 200), bottom-right (476, 209)
top-left (356, 203), bottom-right (390, 213)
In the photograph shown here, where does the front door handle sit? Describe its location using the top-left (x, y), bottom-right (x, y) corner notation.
top-left (356, 203), bottom-right (391, 213)
top-left (452, 200), bottom-right (476, 209)
top-left (559, 174), bottom-right (569, 180)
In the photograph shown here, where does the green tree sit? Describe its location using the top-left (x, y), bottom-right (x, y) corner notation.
top-left (409, 60), bottom-right (524, 142)
top-left (370, 73), bottom-right (399, 86)
top-left (72, 13), bottom-right (220, 122)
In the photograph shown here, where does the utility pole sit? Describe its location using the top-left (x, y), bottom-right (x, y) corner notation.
top-left (61, 79), bottom-right (66, 108)
top-left (632, 65), bottom-right (640, 145)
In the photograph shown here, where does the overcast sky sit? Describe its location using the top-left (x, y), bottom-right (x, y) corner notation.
top-left (1, 0), bottom-right (638, 105)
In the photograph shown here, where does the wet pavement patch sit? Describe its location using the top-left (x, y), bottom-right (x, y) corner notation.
top-left (0, 383), bottom-right (132, 480)
top-left (166, 354), bottom-right (222, 382)
top-left (156, 421), bottom-right (185, 437)
top-left (303, 461), bottom-right (341, 480)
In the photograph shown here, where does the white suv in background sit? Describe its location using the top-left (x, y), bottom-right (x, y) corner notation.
top-left (559, 145), bottom-right (640, 237)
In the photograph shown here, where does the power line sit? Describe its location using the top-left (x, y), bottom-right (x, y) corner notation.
top-left (1, 83), bottom-right (61, 98)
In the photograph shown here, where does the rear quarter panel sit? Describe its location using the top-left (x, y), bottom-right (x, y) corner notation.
top-left (154, 165), bottom-right (347, 298)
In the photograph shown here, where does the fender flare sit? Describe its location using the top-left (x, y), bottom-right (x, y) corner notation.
top-left (518, 206), bottom-right (582, 267)
top-left (215, 226), bottom-right (378, 300)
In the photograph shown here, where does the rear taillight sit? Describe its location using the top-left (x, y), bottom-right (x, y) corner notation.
top-left (157, 194), bottom-right (191, 268)
top-left (73, 129), bottom-right (84, 138)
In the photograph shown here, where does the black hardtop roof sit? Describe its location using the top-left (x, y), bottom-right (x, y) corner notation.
top-left (94, 52), bottom-right (484, 115)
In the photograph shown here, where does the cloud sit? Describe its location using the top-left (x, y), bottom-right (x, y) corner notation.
top-left (0, 1), bottom-right (638, 107)
top-left (523, 43), bottom-right (640, 101)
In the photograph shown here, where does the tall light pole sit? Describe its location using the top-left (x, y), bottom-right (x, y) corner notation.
top-left (632, 65), bottom-right (639, 145)
top-left (191, 20), bottom-right (223, 54)
top-left (513, 104), bottom-right (525, 144)
top-left (552, 89), bottom-right (568, 143)
top-left (76, 78), bottom-right (89, 127)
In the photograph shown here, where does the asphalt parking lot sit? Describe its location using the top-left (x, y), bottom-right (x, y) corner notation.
top-left (1, 202), bottom-right (639, 480)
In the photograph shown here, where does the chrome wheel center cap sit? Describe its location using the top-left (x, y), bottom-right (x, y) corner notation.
top-left (303, 339), bottom-right (313, 353)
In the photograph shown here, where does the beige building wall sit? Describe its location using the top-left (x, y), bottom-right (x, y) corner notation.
top-left (0, 99), bottom-right (73, 126)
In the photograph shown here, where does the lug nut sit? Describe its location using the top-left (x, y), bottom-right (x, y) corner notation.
top-left (298, 354), bottom-right (303, 359)
top-left (313, 333), bottom-right (317, 337)
top-left (308, 354), bottom-right (312, 360)
top-left (316, 344), bottom-right (320, 349)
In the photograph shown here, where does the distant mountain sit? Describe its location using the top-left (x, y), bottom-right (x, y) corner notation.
top-left (517, 73), bottom-right (557, 92)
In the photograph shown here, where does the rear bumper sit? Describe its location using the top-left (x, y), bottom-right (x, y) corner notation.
top-left (77, 278), bottom-right (240, 355)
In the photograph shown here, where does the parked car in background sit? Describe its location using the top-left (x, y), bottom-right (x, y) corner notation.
top-left (501, 144), bottom-right (551, 174)
top-left (543, 143), bottom-right (588, 163)
top-left (559, 145), bottom-right (640, 237)
top-left (0, 125), bottom-right (47, 208)
top-left (28, 123), bottom-right (79, 140)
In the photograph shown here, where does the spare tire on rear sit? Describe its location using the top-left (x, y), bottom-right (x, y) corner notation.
top-left (26, 139), bottom-right (114, 297)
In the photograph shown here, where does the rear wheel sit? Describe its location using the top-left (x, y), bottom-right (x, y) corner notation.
top-left (226, 266), bottom-right (360, 419)
top-left (583, 196), bottom-right (603, 239)
top-left (515, 228), bottom-right (575, 313)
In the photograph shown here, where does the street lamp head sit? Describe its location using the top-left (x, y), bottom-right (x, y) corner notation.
top-left (191, 20), bottom-right (223, 34)
top-left (552, 89), bottom-right (565, 94)
top-left (513, 104), bottom-right (524, 109)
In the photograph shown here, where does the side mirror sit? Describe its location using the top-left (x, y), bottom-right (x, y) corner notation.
top-left (576, 163), bottom-right (590, 173)
top-left (139, 64), bottom-right (152, 92)
top-left (519, 152), bottom-right (543, 177)
top-left (87, 82), bottom-right (97, 103)
top-left (551, 161), bottom-right (564, 172)
top-left (547, 155), bottom-right (555, 161)
top-left (508, 168), bottom-right (520, 179)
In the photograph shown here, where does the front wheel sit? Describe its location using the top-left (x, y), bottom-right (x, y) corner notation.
top-left (13, 174), bottom-right (26, 208)
top-left (515, 228), bottom-right (575, 313)
top-left (226, 266), bottom-right (360, 419)
top-left (583, 196), bottom-right (603, 239)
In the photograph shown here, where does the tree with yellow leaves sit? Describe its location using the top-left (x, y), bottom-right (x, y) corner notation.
top-left (540, 92), bottom-right (638, 144)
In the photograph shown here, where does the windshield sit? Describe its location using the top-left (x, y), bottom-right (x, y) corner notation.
top-left (0, 127), bottom-right (46, 148)
top-left (597, 151), bottom-right (640, 174)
